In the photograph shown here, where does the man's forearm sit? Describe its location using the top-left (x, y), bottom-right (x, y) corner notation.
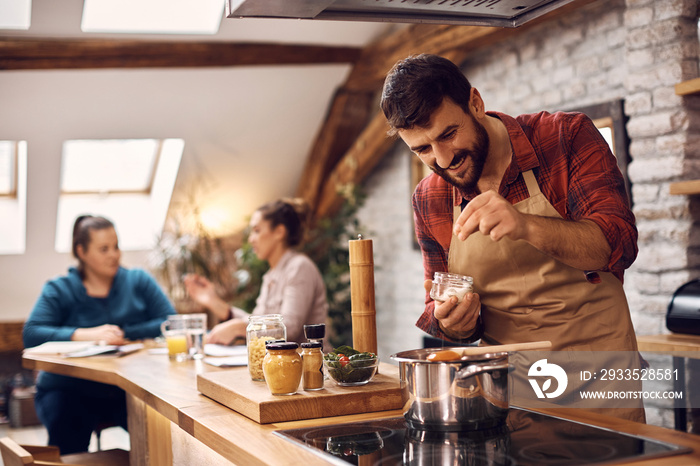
top-left (522, 215), bottom-right (610, 271)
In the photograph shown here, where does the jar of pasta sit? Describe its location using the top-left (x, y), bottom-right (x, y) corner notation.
top-left (246, 314), bottom-right (286, 381)
top-left (262, 342), bottom-right (302, 395)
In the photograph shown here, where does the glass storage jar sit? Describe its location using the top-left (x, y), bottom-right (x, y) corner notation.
top-left (430, 272), bottom-right (474, 303)
top-left (262, 342), bottom-right (303, 395)
top-left (247, 314), bottom-right (286, 381)
top-left (301, 342), bottom-right (324, 391)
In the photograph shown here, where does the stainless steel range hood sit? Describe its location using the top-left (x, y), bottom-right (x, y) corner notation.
top-left (226, 0), bottom-right (577, 28)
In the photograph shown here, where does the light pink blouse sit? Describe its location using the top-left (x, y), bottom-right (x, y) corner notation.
top-left (232, 250), bottom-right (329, 347)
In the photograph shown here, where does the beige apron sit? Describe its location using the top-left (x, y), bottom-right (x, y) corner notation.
top-left (448, 170), bottom-right (644, 422)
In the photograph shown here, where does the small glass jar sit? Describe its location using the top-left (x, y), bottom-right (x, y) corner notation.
top-left (430, 272), bottom-right (474, 303)
top-left (247, 314), bottom-right (286, 381)
top-left (301, 342), bottom-right (324, 391)
top-left (262, 342), bottom-right (302, 395)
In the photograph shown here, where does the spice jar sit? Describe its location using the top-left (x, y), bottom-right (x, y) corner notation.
top-left (247, 314), bottom-right (286, 381)
top-left (430, 272), bottom-right (474, 303)
top-left (301, 342), bottom-right (324, 391)
top-left (262, 342), bottom-right (302, 395)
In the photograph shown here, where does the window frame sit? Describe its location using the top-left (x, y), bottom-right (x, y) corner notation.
top-left (567, 99), bottom-right (631, 206)
top-left (0, 140), bottom-right (19, 198)
top-left (54, 137), bottom-right (183, 253)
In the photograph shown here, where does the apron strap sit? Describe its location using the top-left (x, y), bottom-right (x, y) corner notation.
top-left (453, 169), bottom-right (538, 210)
top-left (452, 186), bottom-right (460, 216)
top-left (522, 170), bottom-right (540, 197)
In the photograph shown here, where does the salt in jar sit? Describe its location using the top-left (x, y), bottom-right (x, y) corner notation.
top-left (430, 272), bottom-right (474, 303)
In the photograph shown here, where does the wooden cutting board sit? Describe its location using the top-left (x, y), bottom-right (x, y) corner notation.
top-left (196, 362), bottom-right (406, 424)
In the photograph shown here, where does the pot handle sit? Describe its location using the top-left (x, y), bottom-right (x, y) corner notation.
top-left (455, 360), bottom-right (510, 380)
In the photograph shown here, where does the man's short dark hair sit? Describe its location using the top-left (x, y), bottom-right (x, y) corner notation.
top-left (380, 54), bottom-right (472, 135)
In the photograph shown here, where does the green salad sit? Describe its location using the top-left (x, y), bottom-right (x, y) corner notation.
top-left (324, 345), bottom-right (377, 384)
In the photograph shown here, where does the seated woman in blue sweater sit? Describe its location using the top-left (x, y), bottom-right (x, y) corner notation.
top-left (23, 215), bottom-right (175, 454)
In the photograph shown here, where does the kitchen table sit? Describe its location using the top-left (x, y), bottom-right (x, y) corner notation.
top-left (23, 342), bottom-right (700, 465)
top-left (637, 333), bottom-right (700, 432)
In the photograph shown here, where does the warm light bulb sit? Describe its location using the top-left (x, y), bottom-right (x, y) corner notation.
top-left (199, 207), bottom-right (229, 236)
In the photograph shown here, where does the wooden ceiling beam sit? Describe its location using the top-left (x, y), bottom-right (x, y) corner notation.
top-left (314, 111), bottom-right (396, 220)
top-left (0, 38), bottom-right (363, 70)
top-left (296, 88), bottom-right (376, 209)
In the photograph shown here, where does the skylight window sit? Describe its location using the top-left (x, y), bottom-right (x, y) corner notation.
top-left (61, 139), bottom-right (158, 194)
top-left (0, 0), bottom-right (31, 30)
top-left (0, 140), bottom-right (27, 255)
top-left (55, 138), bottom-right (183, 253)
top-left (81, 0), bottom-right (224, 35)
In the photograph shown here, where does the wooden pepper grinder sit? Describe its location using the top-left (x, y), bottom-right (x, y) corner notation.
top-left (349, 234), bottom-right (378, 357)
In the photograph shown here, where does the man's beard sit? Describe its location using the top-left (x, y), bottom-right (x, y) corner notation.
top-left (431, 115), bottom-right (490, 193)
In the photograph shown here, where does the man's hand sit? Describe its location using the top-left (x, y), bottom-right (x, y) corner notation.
top-left (452, 190), bottom-right (611, 271)
top-left (425, 280), bottom-right (480, 339)
top-left (453, 190), bottom-right (525, 242)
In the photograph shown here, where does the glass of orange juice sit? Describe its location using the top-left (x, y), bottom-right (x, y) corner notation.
top-left (161, 315), bottom-right (189, 362)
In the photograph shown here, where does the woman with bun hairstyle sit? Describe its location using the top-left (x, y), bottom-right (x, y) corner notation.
top-left (23, 215), bottom-right (175, 454)
top-left (184, 198), bottom-right (328, 347)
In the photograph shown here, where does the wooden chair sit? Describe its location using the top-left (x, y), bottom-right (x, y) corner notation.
top-left (0, 437), bottom-right (129, 466)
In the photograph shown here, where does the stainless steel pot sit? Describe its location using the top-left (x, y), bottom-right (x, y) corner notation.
top-left (391, 348), bottom-right (510, 431)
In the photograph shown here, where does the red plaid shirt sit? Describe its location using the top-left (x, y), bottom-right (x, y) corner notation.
top-left (412, 111), bottom-right (637, 342)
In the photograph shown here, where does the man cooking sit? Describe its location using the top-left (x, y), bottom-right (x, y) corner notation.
top-left (381, 54), bottom-right (644, 421)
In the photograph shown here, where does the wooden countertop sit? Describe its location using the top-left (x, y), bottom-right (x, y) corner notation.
top-left (22, 343), bottom-right (700, 465)
top-left (637, 333), bottom-right (700, 358)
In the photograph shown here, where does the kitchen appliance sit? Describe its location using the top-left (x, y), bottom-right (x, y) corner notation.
top-left (666, 279), bottom-right (700, 335)
top-left (226, 0), bottom-right (577, 28)
top-left (274, 408), bottom-right (691, 465)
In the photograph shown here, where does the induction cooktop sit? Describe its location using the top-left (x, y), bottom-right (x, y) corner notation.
top-left (274, 408), bottom-right (692, 465)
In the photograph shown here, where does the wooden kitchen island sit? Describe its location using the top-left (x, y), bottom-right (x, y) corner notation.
top-left (23, 345), bottom-right (700, 466)
top-left (637, 333), bottom-right (700, 432)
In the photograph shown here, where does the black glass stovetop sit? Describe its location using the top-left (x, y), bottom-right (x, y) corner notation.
top-left (273, 408), bottom-right (691, 465)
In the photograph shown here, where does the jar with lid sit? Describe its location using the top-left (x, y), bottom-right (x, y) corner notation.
top-left (430, 272), bottom-right (474, 304)
top-left (247, 314), bottom-right (286, 381)
top-left (303, 323), bottom-right (325, 346)
top-left (301, 342), bottom-right (324, 391)
top-left (262, 342), bottom-right (302, 395)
